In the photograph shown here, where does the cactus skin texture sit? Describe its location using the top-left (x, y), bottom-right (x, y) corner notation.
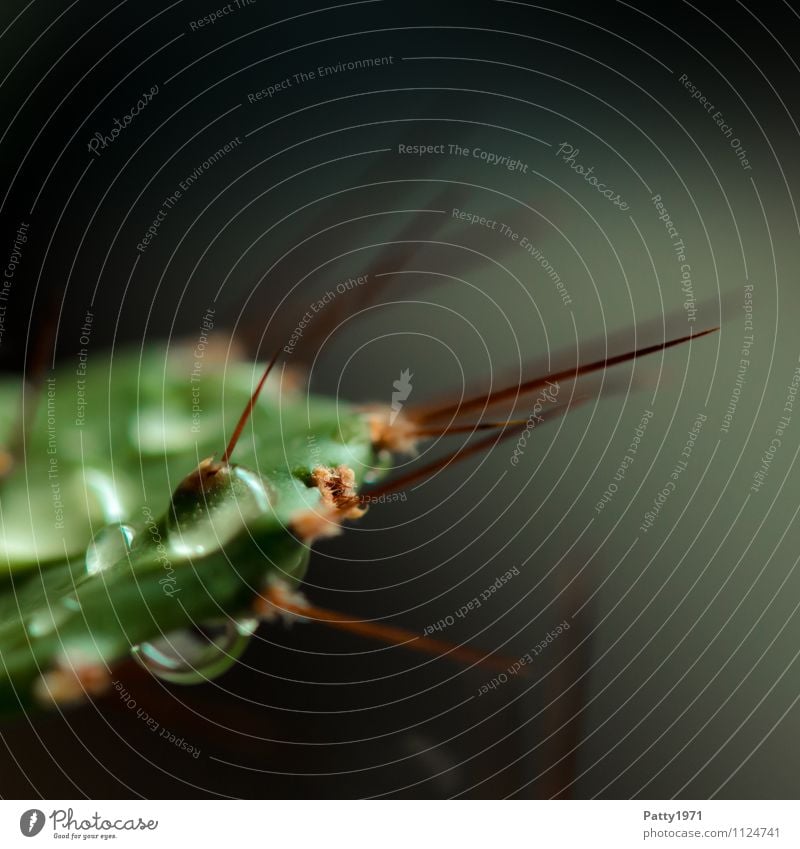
top-left (0, 344), bottom-right (386, 715)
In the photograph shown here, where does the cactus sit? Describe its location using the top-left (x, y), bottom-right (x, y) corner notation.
top-left (0, 324), bottom-right (716, 715)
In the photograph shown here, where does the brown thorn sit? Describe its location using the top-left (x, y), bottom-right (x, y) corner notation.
top-left (365, 430), bottom-right (515, 499)
top-left (220, 344), bottom-right (283, 465)
top-left (363, 399), bottom-right (581, 501)
top-left (416, 326), bottom-right (719, 424)
top-left (265, 588), bottom-right (513, 672)
top-left (409, 418), bottom-right (534, 438)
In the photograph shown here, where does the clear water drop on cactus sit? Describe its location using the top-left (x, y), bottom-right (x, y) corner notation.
top-left (131, 618), bottom-right (258, 684)
top-left (85, 523), bottom-right (136, 575)
top-left (167, 465), bottom-right (272, 558)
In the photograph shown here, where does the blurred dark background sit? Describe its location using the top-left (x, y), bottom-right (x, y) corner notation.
top-left (1, 0), bottom-right (799, 799)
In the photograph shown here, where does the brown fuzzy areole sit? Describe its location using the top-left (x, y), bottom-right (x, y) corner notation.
top-left (33, 651), bottom-right (111, 707)
top-left (310, 464), bottom-right (366, 519)
top-left (254, 579), bottom-right (310, 625)
top-left (364, 406), bottom-right (420, 455)
top-left (290, 464), bottom-right (367, 543)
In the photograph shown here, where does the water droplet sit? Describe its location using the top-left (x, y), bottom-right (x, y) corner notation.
top-left (27, 605), bottom-right (70, 638)
top-left (83, 469), bottom-right (130, 524)
top-left (131, 618), bottom-right (256, 684)
top-left (26, 595), bottom-right (86, 637)
top-left (235, 617), bottom-right (259, 637)
top-left (85, 523), bottom-right (135, 576)
top-left (167, 465), bottom-right (272, 558)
